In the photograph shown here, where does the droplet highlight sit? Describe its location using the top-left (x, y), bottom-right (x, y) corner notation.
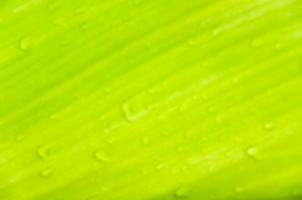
top-left (264, 122), bottom-right (274, 130)
top-left (246, 146), bottom-right (258, 161)
top-left (41, 167), bottom-right (53, 178)
top-left (94, 150), bottom-right (110, 163)
top-left (19, 37), bottom-right (32, 51)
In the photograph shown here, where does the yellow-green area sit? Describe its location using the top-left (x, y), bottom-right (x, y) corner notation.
top-left (0, 0), bottom-right (302, 199)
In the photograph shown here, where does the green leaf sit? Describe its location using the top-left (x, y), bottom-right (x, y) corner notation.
top-left (0, 0), bottom-right (302, 199)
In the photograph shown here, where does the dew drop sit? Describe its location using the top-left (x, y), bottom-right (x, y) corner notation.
top-left (264, 122), bottom-right (274, 130)
top-left (122, 102), bottom-right (145, 122)
top-left (94, 150), bottom-right (110, 163)
top-left (19, 37), bottom-right (32, 51)
top-left (41, 167), bottom-right (53, 178)
top-left (37, 145), bottom-right (51, 161)
top-left (246, 146), bottom-right (258, 160)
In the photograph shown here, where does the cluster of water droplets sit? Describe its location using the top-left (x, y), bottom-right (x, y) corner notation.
top-left (36, 144), bottom-right (54, 178)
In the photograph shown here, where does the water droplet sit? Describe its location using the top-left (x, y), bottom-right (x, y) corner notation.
top-left (19, 37), bottom-right (32, 50)
top-left (37, 145), bottom-right (52, 161)
top-left (122, 102), bottom-right (145, 122)
top-left (246, 146), bottom-right (258, 160)
top-left (94, 150), bottom-right (110, 163)
top-left (264, 122), bottom-right (274, 130)
top-left (175, 186), bottom-right (189, 198)
top-left (41, 167), bottom-right (53, 178)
